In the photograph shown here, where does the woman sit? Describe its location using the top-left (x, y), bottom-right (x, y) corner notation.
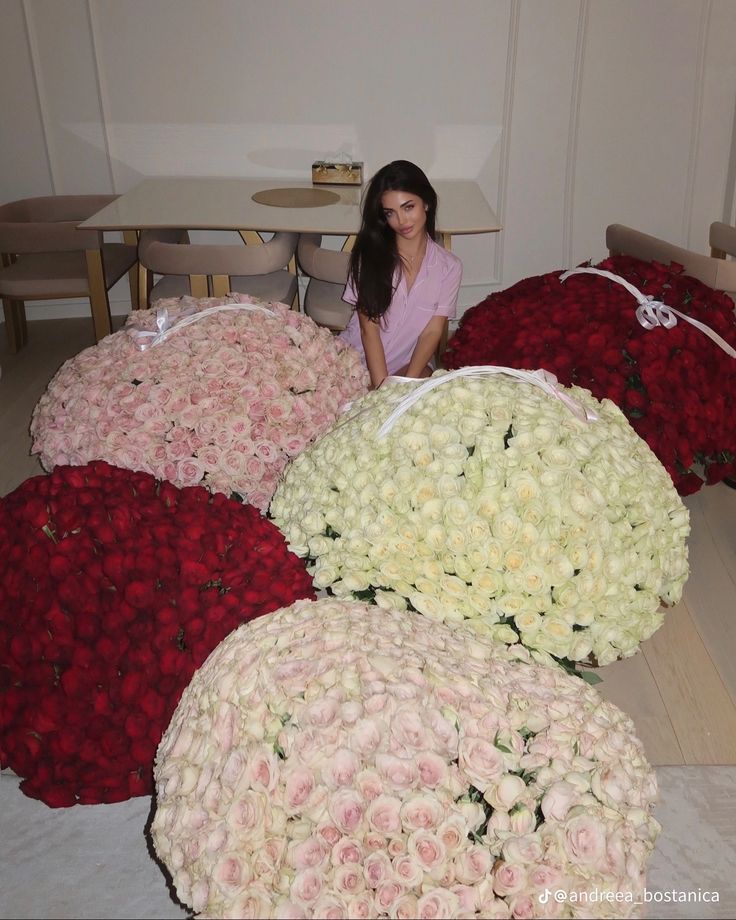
top-left (340, 160), bottom-right (463, 389)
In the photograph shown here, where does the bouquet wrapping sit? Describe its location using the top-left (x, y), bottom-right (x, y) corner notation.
top-left (30, 295), bottom-right (369, 512)
top-left (0, 461), bottom-right (314, 807)
top-left (443, 255), bottom-right (736, 494)
top-left (151, 597), bottom-right (660, 919)
top-left (270, 370), bottom-right (689, 667)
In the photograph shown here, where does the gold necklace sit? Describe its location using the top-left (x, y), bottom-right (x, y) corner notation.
top-left (400, 237), bottom-right (427, 269)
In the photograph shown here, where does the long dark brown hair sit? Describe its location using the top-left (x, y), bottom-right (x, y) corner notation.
top-left (348, 160), bottom-right (438, 321)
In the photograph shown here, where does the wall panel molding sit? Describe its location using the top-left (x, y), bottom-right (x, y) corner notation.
top-left (21, 0), bottom-right (55, 193)
top-left (493, 0), bottom-right (520, 285)
top-left (86, 0), bottom-right (117, 193)
top-left (683, 0), bottom-right (712, 248)
top-left (562, 0), bottom-right (588, 268)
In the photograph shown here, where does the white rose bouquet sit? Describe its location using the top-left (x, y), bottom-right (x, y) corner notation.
top-left (151, 598), bottom-right (660, 919)
top-left (270, 370), bottom-right (689, 667)
top-left (30, 294), bottom-right (368, 512)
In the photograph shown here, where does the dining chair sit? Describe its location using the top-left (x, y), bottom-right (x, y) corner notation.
top-left (296, 233), bottom-right (352, 331)
top-left (138, 229), bottom-right (299, 309)
top-left (606, 222), bottom-right (736, 299)
top-left (0, 195), bottom-right (138, 352)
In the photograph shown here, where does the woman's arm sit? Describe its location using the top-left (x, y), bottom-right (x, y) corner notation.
top-left (404, 315), bottom-right (448, 377)
top-left (358, 310), bottom-right (389, 388)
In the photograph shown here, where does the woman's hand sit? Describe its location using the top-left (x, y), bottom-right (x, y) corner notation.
top-left (358, 311), bottom-right (389, 389)
top-left (405, 315), bottom-right (447, 378)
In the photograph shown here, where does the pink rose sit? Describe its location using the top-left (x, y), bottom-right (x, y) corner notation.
top-left (416, 889), bottom-right (460, 919)
top-left (541, 781), bottom-right (579, 821)
top-left (316, 822), bottom-right (342, 847)
top-left (177, 457), bottom-right (205, 486)
top-left (376, 880), bottom-right (406, 911)
top-left (328, 789), bottom-right (365, 834)
top-left (387, 837), bottom-right (406, 858)
top-left (455, 844), bottom-right (493, 885)
top-left (245, 747), bottom-right (279, 793)
top-left (400, 794), bottom-right (444, 832)
top-left (367, 795), bottom-right (403, 835)
top-left (190, 878), bottom-right (210, 914)
top-left (363, 831), bottom-right (386, 852)
top-left (491, 861), bottom-right (527, 896)
top-left (392, 855), bottom-right (424, 888)
top-left (345, 894), bottom-right (373, 919)
top-left (502, 834), bottom-right (544, 865)
top-left (416, 751), bottom-right (449, 789)
top-left (290, 868), bottom-right (323, 907)
top-left (449, 885), bottom-right (477, 914)
top-left (213, 853), bottom-right (251, 893)
top-left (226, 790), bottom-right (266, 831)
top-left (284, 765), bottom-right (316, 811)
top-left (506, 894), bottom-right (536, 919)
top-left (437, 816), bottom-right (466, 854)
top-left (311, 894), bottom-right (350, 919)
top-left (390, 706), bottom-right (427, 751)
top-left (323, 748), bottom-right (360, 789)
top-left (331, 836), bottom-right (363, 866)
top-left (407, 831), bottom-right (446, 872)
top-left (363, 850), bottom-right (392, 889)
top-left (564, 814), bottom-right (607, 865)
top-left (333, 863), bottom-right (365, 897)
top-left (303, 697), bottom-right (340, 728)
top-left (287, 836), bottom-right (329, 871)
top-left (390, 894), bottom-right (420, 919)
top-left (458, 736), bottom-right (505, 787)
top-left (349, 719), bottom-right (384, 758)
top-left (375, 754), bottom-right (419, 792)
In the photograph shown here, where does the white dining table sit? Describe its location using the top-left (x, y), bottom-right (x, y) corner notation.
top-left (78, 176), bottom-right (501, 340)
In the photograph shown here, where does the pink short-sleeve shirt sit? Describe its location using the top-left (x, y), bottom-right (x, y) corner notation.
top-left (339, 236), bottom-right (463, 375)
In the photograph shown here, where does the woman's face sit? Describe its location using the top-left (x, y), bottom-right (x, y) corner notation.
top-left (380, 190), bottom-right (428, 241)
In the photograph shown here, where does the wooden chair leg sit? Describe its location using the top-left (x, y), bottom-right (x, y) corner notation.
top-left (124, 230), bottom-right (140, 310)
top-left (85, 248), bottom-right (113, 342)
top-left (3, 298), bottom-right (27, 353)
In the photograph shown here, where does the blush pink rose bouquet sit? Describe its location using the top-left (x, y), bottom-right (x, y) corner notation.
top-left (30, 295), bottom-right (368, 512)
top-left (151, 598), bottom-right (659, 919)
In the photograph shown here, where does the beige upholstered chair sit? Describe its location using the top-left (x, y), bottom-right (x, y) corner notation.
top-left (296, 233), bottom-right (352, 331)
top-left (606, 222), bottom-right (736, 299)
top-left (138, 230), bottom-right (299, 309)
top-left (0, 195), bottom-right (138, 352)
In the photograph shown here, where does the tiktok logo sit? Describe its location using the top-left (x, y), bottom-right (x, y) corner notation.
top-left (540, 889), bottom-right (550, 904)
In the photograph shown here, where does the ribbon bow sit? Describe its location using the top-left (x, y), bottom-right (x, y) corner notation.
top-left (129, 302), bottom-right (276, 351)
top-left (376, 365), bottom-right (598, 439)
top-left (559, 267), bottom-right (736, 358)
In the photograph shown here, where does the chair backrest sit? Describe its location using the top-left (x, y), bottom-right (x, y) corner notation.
top-left (606, 223), bottom-right (736, 296)
top-left (138, 230), bottom-right (298, 277)
top-left (0, 195), bottom-right (117, 254)
top-left (710, 221), bottom-right (736, 260)
top-left (297, 233), bottom-right (350, 284)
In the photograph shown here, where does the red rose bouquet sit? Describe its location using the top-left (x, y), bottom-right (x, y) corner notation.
top-left (443, 255), bottom-right (736, 494)
top-left (0, 460), bottom-right (315, 807)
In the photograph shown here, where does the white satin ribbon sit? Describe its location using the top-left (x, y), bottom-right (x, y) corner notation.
top-left (376, 366), bottom-right (598, 438)
top-left (129, 302), bottom-right (275, 351)
top-left (559, 267), bottom-right (736, 358)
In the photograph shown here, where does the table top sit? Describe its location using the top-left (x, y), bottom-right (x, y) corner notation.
top-left (78, 176), bottom-right (501, 236)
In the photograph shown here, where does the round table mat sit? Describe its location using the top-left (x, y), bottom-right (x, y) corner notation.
top-left (251, 187), bottom-right (341, 208)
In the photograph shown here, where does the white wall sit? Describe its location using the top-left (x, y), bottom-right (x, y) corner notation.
top-left (1, 0), bottom-right (735, 321)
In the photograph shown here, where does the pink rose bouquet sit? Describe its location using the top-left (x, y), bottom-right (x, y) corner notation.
top-left (151, 598), bottom-right (660, 919)
top-left (30, 295), bottom-right (368, 511)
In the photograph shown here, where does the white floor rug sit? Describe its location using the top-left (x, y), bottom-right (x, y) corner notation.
top-left (1, 766), bottom-right (734, 919)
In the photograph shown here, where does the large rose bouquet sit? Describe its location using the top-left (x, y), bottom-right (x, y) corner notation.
top-left (30, 295), bottom-right (368, 511)
top-left (151, 598), bottom-right (660, 919)
top-left (270, 370), bottom-right (689, 668)
top-left (0, 461), bottom-right (314, 807)
top-left (443, 255), bottom-right (736, 495)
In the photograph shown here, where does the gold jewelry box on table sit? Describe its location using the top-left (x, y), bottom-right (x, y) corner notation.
top-left (311, 161), bottom-right (364, 186)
